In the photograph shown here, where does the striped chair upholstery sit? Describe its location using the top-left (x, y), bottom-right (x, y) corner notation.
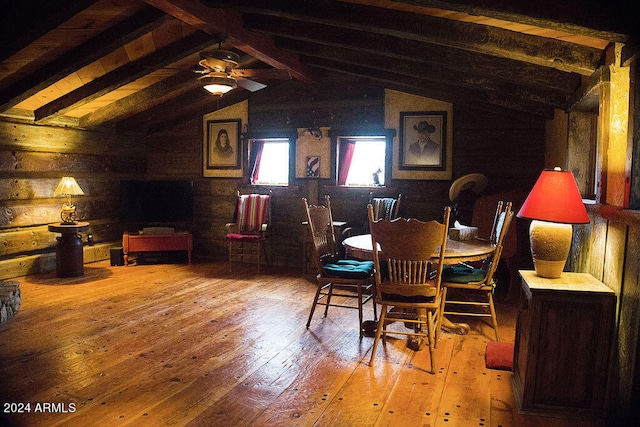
top-left (226, 192), bottom-right (271, 272)
top-left (370, 197), bottom-right (399, 221)
top-left (235, 194), bottom-right (270, 234)
top-left (340, 193), bottom-right (401, 240)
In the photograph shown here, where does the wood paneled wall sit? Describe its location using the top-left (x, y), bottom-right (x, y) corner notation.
top-left (572, 206), bottom-right (640, 426)
top-left (563, 52), bottom-right (639, 426)
top-left (0, 121), bottom-right (145, 279)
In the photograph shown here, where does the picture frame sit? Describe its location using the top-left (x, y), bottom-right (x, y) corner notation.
top-left (399, 111), bottom-right (447, 171)
top-left (204, 119), bottom-right (241, 171)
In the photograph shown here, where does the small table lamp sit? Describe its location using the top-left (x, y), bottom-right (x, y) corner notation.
top-left (53, 176), bottom-right (85, 224)
top-left (517, 167), bottom-right (589, 278)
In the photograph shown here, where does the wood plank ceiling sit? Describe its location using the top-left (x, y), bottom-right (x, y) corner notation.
top-left (0, 0), bottom-right (636, 134)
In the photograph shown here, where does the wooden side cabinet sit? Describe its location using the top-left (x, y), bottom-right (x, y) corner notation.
top-left (512, 270), bottom-right (615, 419)
top-left (122, 232), bottom-right (192, 266)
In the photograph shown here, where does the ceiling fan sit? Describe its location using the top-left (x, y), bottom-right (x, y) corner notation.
top-left (197, 49), bottom-right (291, 95)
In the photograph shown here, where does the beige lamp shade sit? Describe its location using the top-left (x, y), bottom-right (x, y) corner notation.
top-left (53, 177), bottom-right (85, 196)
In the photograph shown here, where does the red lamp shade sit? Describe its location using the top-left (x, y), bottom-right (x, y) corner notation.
top-left (517, 168), bottom-right (589, 278)
top-left (517, 169), bottom-right (589, 224)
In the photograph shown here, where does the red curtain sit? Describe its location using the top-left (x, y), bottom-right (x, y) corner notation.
top-left (249, 140), bottom-right (265, 184)
top-left (337, 139), bottom-right (356, 186)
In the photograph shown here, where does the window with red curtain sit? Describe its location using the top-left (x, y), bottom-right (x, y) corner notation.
top-left (337, 138), bottom-right (356, 186)
top-left (337, 136), bottom-right (386, 186)
top-left (250, 138), bottom-right (290, 185)
top-left (249, 140), bottom-right (265, 184)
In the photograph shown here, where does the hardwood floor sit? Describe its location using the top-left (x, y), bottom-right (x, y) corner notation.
top-left (0, 261), bottom-right (600, 427)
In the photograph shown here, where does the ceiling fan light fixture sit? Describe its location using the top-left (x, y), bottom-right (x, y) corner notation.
top-left (201, 75), bottom-right (237, 95)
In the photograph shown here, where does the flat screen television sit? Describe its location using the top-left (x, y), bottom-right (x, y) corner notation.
top-left (120, 180), bottom-right (193, 223)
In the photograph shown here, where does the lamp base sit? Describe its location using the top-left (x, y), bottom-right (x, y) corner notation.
top-left (532, 259), bottom-right (568, 279)
top-left (60, 203), bottom-right (77, 224)
top-left (529, 220), bottom-right (573, 279)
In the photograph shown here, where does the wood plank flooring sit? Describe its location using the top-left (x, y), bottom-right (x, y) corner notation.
top-left (0, 261), bottom-right (600, 427)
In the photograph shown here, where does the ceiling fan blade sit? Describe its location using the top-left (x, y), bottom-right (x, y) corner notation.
top-left (237, 78), bottom-right (267, 92)
top-left (232, 68), bottom-right (292, 80)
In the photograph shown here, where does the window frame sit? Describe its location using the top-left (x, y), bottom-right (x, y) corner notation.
top-left (329, 128), bottom-right (395, 188)
top-left (246, 131), bottom-right (296, 187)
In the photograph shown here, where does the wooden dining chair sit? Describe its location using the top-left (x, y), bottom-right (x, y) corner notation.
top-left (368, 204), bottom-right (451, 373)
top-left (303, 196), bottom-right (377, 337)
top-left (226, 191), bottom-right (271, 273)
top-left (370, 192), bottom-right (402, 221)
top-left (342, 192), bottom-right (402, 239)
top-left (441, 201), bottom-right (514, 341)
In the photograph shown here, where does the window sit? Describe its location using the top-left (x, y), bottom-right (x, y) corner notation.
top-left (249, 138), bottom-right (290, 186)
top-left (337, 136), bottom-right (386, 186)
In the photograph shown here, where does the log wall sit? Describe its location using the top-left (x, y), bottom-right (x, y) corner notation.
top-left (0, 121), bottom-right (145, 279)
top-left (144, 81), bottom-right (544, 271)
top-left (0, 82), bottom-right (545, 279)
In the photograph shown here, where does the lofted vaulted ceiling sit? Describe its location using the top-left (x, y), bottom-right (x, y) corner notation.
top-left (0, 0), bottom-right (636, 134)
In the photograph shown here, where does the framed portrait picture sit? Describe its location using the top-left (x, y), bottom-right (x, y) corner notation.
top-left (204, 119), bottom-right (241, 171)
top-left (399, 111), bottom-right (447, 170)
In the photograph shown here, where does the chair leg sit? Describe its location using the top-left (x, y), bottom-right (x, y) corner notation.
top-left (488, 291), bottom-right (500, 342)
top-left (437, 288), bottom-right (447, 342)
top-left (427, 310), bottom-right (436, 374)
top-left (228, 241), bottom-right (233, 272)
top-left (372, 293), bottom-right (378, 321)
top-left (369, 306), bottom-right (387, 367)
top-left (306, 282), bottom-right (324, 330)
top-left (324, 283), bottom-right (334, 317)
top-left (256, 241), bottom-right (261, 273)
top-left (261, 240), bottom-right (269, 269)
top-left (357, 283), bottom-right (364, 337)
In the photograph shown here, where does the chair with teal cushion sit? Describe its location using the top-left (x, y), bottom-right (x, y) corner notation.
top-left (441, 201), bottom-right (514, 341)
top-left (443, 266), bottom-right (487, 283)
top-left (303, 196), bottom-right (376, 336)
top-left (323, 259), bottom-right (375, 279)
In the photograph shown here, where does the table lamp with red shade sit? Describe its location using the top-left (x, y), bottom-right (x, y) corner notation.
top-left (517, 167), bottom-right (590, 278)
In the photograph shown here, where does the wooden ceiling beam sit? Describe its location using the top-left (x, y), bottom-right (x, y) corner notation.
top-left (33, 31), bottom-right (221, 123)
top-left (205, 0), bottom-right (604, 75)
top-left (115, 87), bottom-right (204, 133)
top-left (262, 17), bottom-right (581, 93)
top-left (0, 0), bottom-right (100, 62)
top-left (283, 39), bottom-right (569, 109)
top-left (142, 0), bottom-right (317, 83)
top-left (386, 0), bottom-right (633, 42)
top-left (308, 59), bottom-right (554, 118)
top-left (115, 86), bottom-right (239, 133)
top-left (120, 79), bottom-right (290, 134)
top-left (80, 71), bottom-right (201, 129)
top-left (145, 89), bottom-right (250, 134)
top-left (0, 7), bottom-right (172, 113)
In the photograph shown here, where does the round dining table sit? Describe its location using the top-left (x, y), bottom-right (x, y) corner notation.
top-left (342, 233), bottom-right (497, 335)
top-left (342, 233), bottom-right (496, 265)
